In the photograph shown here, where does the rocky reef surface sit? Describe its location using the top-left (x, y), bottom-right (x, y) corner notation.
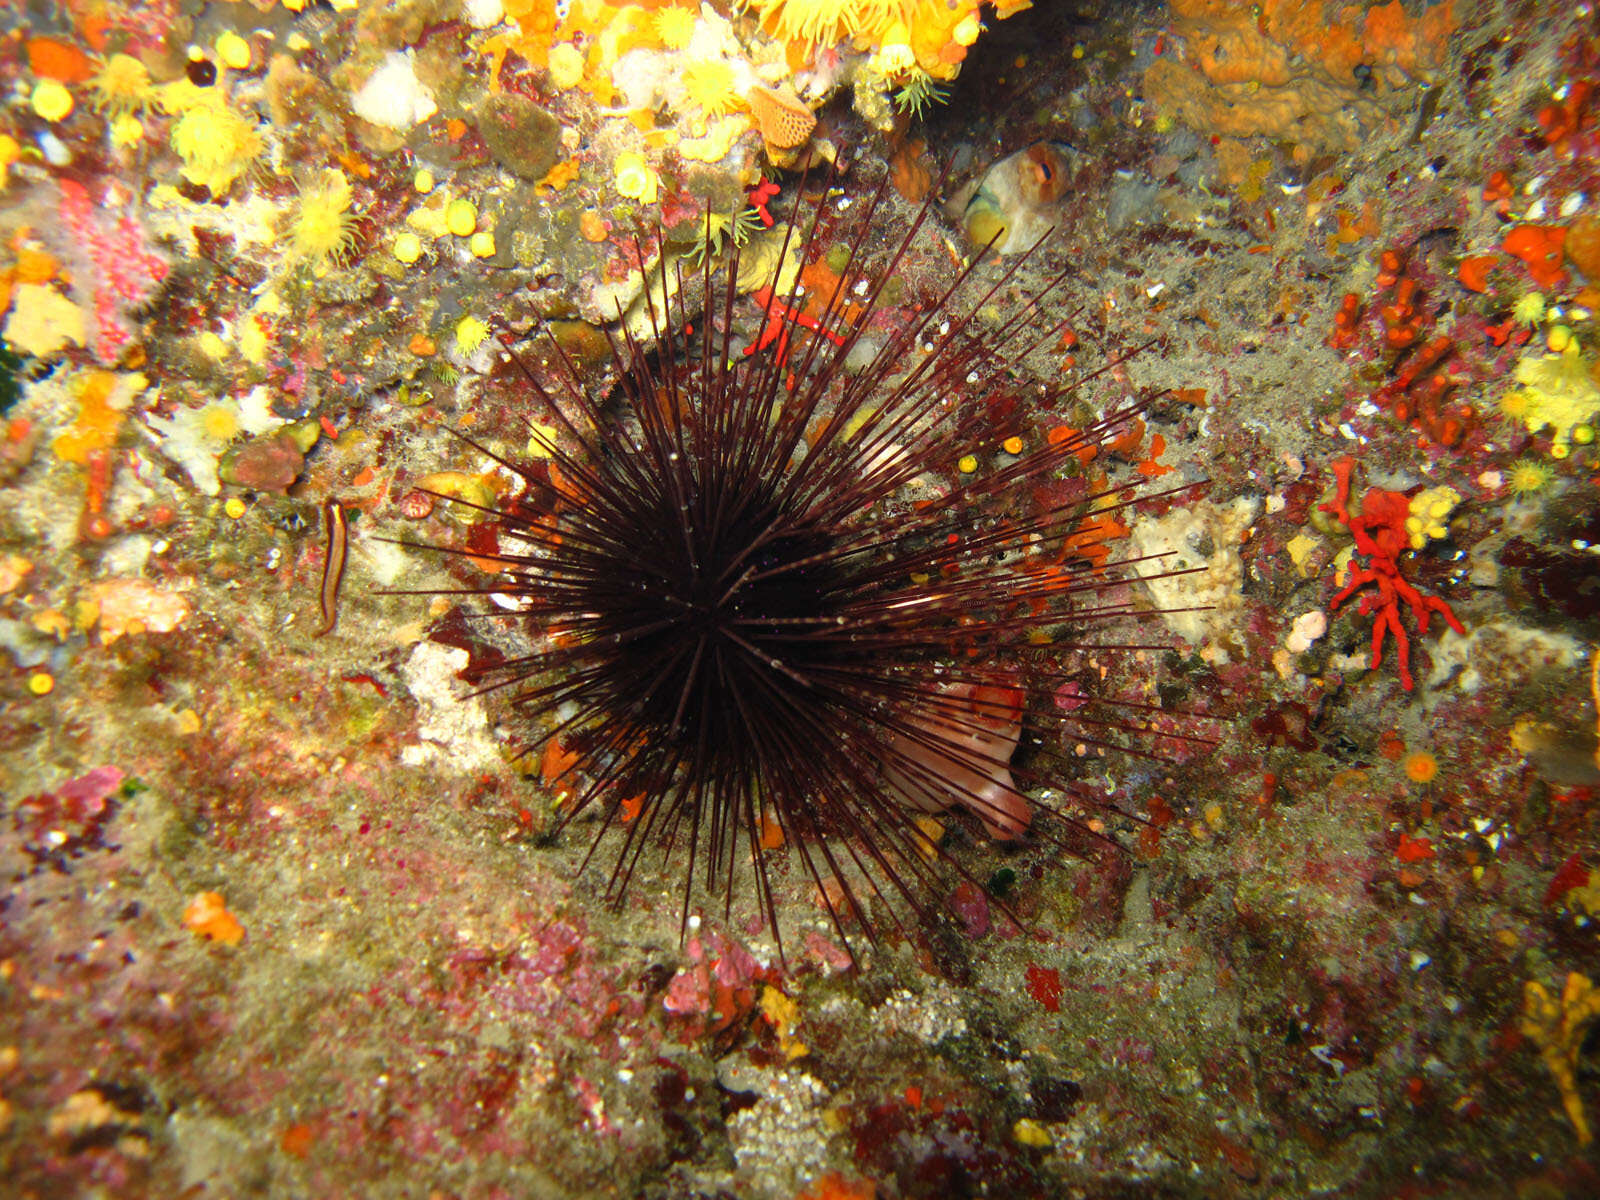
top-left (2, 2), bottom-right (1599, 1197)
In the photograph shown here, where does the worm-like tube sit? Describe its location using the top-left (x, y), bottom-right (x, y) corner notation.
top-left (315, 500), bottom-right (347, 636)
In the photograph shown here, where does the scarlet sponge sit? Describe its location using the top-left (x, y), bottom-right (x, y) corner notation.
top-left (398, 174), bottom-right (1205, 958)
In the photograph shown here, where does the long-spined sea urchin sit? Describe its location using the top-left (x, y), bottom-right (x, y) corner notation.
top-left (396, 168), bottom-right (1209, 960)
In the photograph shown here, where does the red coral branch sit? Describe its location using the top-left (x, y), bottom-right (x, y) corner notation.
top-left (743, 283), bottom-right (848, 370)
top-left (1319, 456), bottom-right (1465, 691)
top-left (746, 177), bottom-right (781, 229)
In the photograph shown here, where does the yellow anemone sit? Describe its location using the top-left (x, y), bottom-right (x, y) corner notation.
top-left (89, 54), bottom-right (156, 118)
top-left (171, 103), bottom-right (262, 196)
top-left (682, 59), bottom-right (740, 122)
top-left (288, 169), bottom-right (357, 267)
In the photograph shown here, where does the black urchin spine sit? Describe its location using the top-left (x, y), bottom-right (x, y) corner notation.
top-left (395, 169), bottom-right (1210, 959)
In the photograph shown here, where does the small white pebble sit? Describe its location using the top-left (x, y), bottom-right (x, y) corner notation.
top-left (462, 0), bottom-right (504, 27)
top-left (1285, 610), bottom-right (1327, 654)
top-left (36, 130), bottom-right (71, 166)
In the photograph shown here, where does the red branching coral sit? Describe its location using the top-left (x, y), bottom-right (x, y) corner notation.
top-left (743, 282), bottom-right (848, 366)
top-left (1319, 456), bottom-right (1464, 691)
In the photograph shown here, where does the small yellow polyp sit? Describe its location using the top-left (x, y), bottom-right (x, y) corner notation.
top-left (1002, 436), bottom-right (1024, 455)
top-left (1013, 1118), bottom-right (1052, 1147)
top-left (455, 315), bottom-right (490, 353)
top-left (110, 114), bottom-right (143, 147)
top-left (393, 232), bottom-right (423, 264)
top-left (224, 497), bottom-right (247, 519)
top-left (31, 80), bottom-right (74, 122)
top-left (413, 169), bottom-right (435, 194)
top-left (216, 31), bottom-right (251, 70)
top-left (957, 454), bottom-right (978, 474)
top-left (446, 198), bottom-right (477, 237)
top-left (27, 672), bottom-right (54, 696)
top-left (469, 230), bottom-right (495, 258)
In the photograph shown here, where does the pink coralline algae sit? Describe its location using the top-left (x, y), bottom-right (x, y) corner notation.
top-left (16, 764), bottom-right (125, 866)
top-left (1319, 456), bottom-right (1464, 691)
top-left (57, 178), bottom-right (169, 363)
top-left (948, 880), bottom-right (992, 939)
top-left (432, 918), bottom-right (644, 1046)
top-left (661, 929), bottom-right (767, 1040)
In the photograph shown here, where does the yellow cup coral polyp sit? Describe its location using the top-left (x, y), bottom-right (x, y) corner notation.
top-left (654, 5), bottom-right (697, 49)
top-left (872, 22), bottom-right (916, 73)
top-left (88, 53), bottom-right (156, 118)
top-left (288, 168), bottom-right (357, 267)
top-left (907, 0), bottom-right (986, 78)
top-left (750, 0), bottom-right (901, 46)
top-left (613, 151), bottom-right (661, 205)
top-left (682, 58), bottom-right (741, 123)
top-left (170, 102), bottom-right (263, 196)
top-left (750, 0), bottom-right (994, 80)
